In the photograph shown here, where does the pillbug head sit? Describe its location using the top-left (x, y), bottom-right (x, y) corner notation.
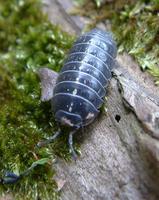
top-left (55, 110), bottom-right (82, 129)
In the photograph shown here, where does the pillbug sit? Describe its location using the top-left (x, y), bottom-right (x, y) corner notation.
top-left (37, 28), bottom-right (117, 159)
top-left (0, 28), bottom-right (117, 185)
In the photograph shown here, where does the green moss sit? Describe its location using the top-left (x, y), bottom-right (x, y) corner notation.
top-left (74, 0), bottom-right (159, 84)
top-left (0, 0), bottom-right (74, 199)
top-left (112, 0), bottom-right (159, 84)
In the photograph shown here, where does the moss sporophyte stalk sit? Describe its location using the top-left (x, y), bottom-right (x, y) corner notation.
top-left (0, 0), bottom-right (74, 199)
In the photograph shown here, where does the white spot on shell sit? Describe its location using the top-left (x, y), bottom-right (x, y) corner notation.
top-left (68, 102), bottom-right (74, 112)
top-left (72, 89), bottom-right (77, 95)
top-left (86, 113), bottom-right (95, 120)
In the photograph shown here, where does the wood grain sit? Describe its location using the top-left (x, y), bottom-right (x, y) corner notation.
top-left (42, 1), bottom-right (159, 199)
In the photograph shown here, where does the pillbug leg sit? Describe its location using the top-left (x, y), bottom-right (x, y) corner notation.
top-left (68, 129), bottom-right (78, 160)
top-left (37, 128), bottom-right (62, 148)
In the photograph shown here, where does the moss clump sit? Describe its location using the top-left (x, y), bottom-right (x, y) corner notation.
top-left (0, 0), bottom-right (74, 199)
top-left (74, 0), bottom-right (159, 84)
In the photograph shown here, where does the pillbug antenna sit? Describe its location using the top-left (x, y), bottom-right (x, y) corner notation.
top-left (68, 127), bottom-right (80, 161)
top-left (37, 128), bottom-right (62, 148)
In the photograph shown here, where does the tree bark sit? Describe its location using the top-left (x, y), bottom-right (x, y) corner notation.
top-left (43, 1), bottom-right (159, 199)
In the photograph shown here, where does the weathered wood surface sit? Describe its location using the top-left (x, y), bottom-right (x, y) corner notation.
top-left (53, 61), bottom-right (159, 199)
top-left (1, 1), bottom-right (159, 200)
top-left (43, 0), bottom-right (84, 34)
top-left (42, 1), bottom-right (159, 200)
top-left (53, 66), bottom-right (159, 200)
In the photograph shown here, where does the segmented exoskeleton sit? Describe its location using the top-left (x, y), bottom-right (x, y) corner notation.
top-left (0, 28), bottom-right (118, 185)
top-left (38, 28), bottom-right (117, 159)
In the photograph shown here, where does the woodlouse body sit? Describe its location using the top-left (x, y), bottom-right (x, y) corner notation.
top-left (1, 29), bottom-right (117, 184)
top-left (52, 29), bottom-right (117, 128)
top-left (38, 28), bottom-right (117, 158)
